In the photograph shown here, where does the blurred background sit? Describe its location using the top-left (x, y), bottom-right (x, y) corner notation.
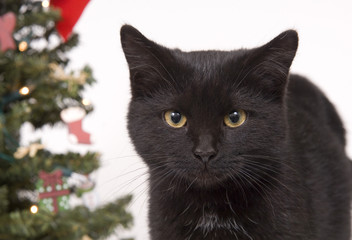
top-left (11, 0), bottom-right (352, 239)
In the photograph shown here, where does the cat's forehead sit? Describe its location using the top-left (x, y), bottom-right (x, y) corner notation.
top-left (177, 49), bottom-right (243, 73)
top-left (176, 50), bottom-right (246, 87)
top-left (176, 85), bottom-right (234, 118)
top-left (175, 50), bottom-right (242, 96)
top-left (169, 51), bottom-right (243, 114)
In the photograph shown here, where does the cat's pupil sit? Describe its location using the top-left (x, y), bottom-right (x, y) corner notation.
top-left (170, 112), bottom-right (182, 124)
top-left (229, 111), bottom-right (240, 123)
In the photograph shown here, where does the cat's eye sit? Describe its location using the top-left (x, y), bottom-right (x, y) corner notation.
top-left (224, 109), bottom-right (247, 128)
top-left (164, 110), bottom-right (187, 128)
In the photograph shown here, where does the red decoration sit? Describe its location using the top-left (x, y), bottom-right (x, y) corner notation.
top-left (51, 0), bottom-right (90, 41)
top-left (0, 12), bottom-right (16, 52)
top-left (67, 118), bottom-right (91, 144)
top-left (39, 170), bottom-right (70, 213)
top-left (60, 107), bottom-right (92, 144)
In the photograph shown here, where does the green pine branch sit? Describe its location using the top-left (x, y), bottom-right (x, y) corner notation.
top-left (0, 195), bottom-right (133, 240)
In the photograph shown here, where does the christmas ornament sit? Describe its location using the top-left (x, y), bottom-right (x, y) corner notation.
top-left (51, 0), bottom-right (90, 41)
top-left (37, 170), bottom-right (70, 213)
top-left (67, 172), bottom-right (95, 196)
top-left (49, 63), bottom-right (88, 84)
top-left (0, 12), bottom-right (16, 52)
top-left (14, 143), bottom-right (45, 159)
top-left (56, 166), bottom-right (95, 191)
top-left (61, 168), bottom-right (97, 209)
top-left (60, 107), bottom-right (92, 144)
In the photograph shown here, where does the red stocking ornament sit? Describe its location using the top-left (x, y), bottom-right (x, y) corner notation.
top-left (60, 107), bottom-right (92, 144)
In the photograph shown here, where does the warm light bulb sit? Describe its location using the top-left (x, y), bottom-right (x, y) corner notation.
top-left (42, 0), bottom-right (50, 8)
top-left (82, 98), bottom-right (91, 106)
top-left (30, 205), bottom-right (38, 214)
top-left (19, 86), bottom-right (30, 95)
top-left (19, 41), bottom-right (28, 52)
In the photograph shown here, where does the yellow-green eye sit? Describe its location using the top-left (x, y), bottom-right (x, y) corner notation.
top-left (164, 110), bottom-right (187, 128)
top-left (224, 109), bottom-right (247, 128)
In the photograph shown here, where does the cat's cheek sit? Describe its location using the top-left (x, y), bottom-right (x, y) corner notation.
top-left (221, 127), bottom-right (250, 154)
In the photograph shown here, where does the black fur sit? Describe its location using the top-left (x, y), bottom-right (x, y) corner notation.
top-left (120, 25), bottom-right (352, 240)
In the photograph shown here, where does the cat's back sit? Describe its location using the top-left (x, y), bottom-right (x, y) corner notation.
top-left (286, 74), bottom-right (345, 146)
top-left (286, 74), bottom-right (351, 239)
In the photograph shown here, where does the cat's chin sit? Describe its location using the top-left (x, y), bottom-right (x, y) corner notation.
top-left (193, 177), bottom-right (223, 189)
top-left (185, 169), bottom-right (230, 189)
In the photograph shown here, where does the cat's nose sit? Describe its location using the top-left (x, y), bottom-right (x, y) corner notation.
top-left (193, 134), bottom-right (218, 163)
top-left (193, 149), bottom-right (217, 163)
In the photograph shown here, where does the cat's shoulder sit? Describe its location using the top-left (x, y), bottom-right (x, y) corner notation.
top-left (286, 74), bottom-right (328, 116)
top-left (286, 74), bottom-right (346, 145)
top-left (287, 74), bottom-right (322, 98)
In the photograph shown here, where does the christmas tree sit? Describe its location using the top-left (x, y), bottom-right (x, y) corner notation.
top-left (0, 0), bottom-right (133, 239)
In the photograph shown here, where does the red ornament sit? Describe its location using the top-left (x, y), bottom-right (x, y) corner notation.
top-left (60, 107), bottom-right (92, 144)
top-left (51, 0), bottom-right (90, 41)
top-left (38, 170), bottom-right (70, 213)
top-left (0, 12), bottom-right (16, 52)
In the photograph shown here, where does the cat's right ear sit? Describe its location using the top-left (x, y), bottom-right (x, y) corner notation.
top-left (120, 25), bottom-right (175, 99)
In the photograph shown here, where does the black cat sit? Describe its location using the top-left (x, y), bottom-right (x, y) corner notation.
top-left (120, 25), bottom-right (352, 240)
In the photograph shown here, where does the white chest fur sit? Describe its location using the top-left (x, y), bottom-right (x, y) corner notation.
top-left (191, 212), bottom-right (253, 240)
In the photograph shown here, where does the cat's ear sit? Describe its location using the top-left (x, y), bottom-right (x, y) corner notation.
top-left (120, 25), bottom-right (175, 98)
top-left (242, 30), bottom-right (298, 100)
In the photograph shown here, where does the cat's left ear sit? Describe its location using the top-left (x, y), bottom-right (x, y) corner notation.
top-left (243, 30), bottom-right (298, 99)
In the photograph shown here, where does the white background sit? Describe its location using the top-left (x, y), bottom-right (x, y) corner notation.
top-left (32, 0), bottom-right (352, 239)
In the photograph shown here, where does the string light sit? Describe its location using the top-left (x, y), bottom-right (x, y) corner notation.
top-left (18, 41), bottom-right (28, 52)
top-left (81, 98), bottom-right (91, 106)
top-left (42, 0), bottom-right (50, 8)
top-left (30, 205), bottom-right (39, 214)
top-left (19, 86), bottom-right (30, 96)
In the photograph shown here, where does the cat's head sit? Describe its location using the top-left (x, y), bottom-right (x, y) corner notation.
top-left (121, 25), bottom-right (298, 188)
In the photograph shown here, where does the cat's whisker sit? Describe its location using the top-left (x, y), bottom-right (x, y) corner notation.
top-left (234, 167), bottom-right (276, 215)
top-left (148, 169), bottom-right (176, 196)
top-left (241, 154), bottom-right (298, 173)
top-left (185, 176), bottom-right (198, 193)
top-left (240, 163), bottom-right (287, 195)
top-left (125, 167), bottom-right (175, 209)
top-left (102, 160), bottom-right (172, 190)
top-left (242, 168), bottom-right (285, 218)
top-left (126, 177), bottom-right (150, 209)
top-left (174, 169), bottom-right (188, 193)
top-left (225, 189), bottom-right (238, 217)
top-left (243, 160), bottom-right (294, 196)
top-left (102, 171), bottom-right (149, 202)
top-left (102, 165), bottom-right (149, 185)
top-left (167, 169), bottom-right (182, 192)
top-left (242, 159), bottom-right (281, 175)
top-left (100, 152), bottom-right (183, 167)
top-left (225, 172), bottom-right (248, 207)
